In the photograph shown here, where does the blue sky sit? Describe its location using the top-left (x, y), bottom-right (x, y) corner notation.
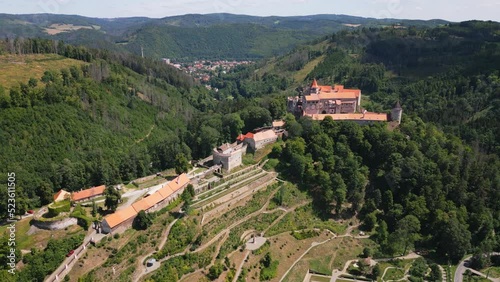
top-left (1, 0), bottom-right (499, 22)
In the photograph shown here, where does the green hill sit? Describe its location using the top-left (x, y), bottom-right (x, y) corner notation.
top-left (0, 13), bottom-right (448, 60)
top-left (208, 20), bottom-right (500, 265)
top-left (213, 21), bottom-right (500, 155)
top-left (0, 39), bottom-right (210, 213)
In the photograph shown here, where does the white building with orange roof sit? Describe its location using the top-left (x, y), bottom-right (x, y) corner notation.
top-left (243, 129), bottom-right (278, 151)
top-left (71, 185), bottom-right (106, 203)
top-left (101, 173), bottom-right (190, 234)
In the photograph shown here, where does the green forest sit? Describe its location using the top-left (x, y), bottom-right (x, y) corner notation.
top-left (0, 38), bottom-right (284, 216)
top-left (274, 114), bottom-right (499, 263)
top-left (0, 19), bottom-right (499, 279)
top-left (208, 21), bottom-right (500, 264)
top-left (0, 13), bottom-right (446, 61)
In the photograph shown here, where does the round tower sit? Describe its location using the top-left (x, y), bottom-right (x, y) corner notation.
top-left (391, 101), bottom-right (403, 124)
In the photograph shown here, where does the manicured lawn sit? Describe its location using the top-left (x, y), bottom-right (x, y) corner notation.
top-left (383, 267), bottom-right (405, 280)
top-left (481, 266), bottom-right (500, 278)
top-left (449, 265), bottom-right (457, 282)
top-left (309, 254), bottom-right (334, 275)
top-left (0, 216), bottom-right (84, 251)
top-left (309, 274), bottom-right (331, 282)
top-left (267, 204), bottom-right (347, 237)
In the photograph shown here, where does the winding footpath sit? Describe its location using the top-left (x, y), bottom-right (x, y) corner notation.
top-left (133, 184), bottom-right (281, 282)
top-left (132, 217), bottom-right (180, 282)
top-left (455, 253), bottom-right (500, 282)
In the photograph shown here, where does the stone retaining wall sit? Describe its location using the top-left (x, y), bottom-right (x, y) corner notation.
top-left (31, 217), bottom-right (78, 230)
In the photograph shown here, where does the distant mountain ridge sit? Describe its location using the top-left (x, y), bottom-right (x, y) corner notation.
top-left (0, 13), bottom-right (449, 60)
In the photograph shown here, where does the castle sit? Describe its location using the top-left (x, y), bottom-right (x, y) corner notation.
top-left (288, 79), bottom-right (402, 124)
top-left (213, 142), bottom-right (248, 172)
top-left (213, 126), bottom-right (284, 172)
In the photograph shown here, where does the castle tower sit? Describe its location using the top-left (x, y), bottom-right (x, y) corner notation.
top-left (391, 101), bottom-right (403, 124)
top-left (310, 79), bottom-right (319, 94)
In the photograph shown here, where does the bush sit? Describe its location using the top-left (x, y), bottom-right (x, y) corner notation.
top-left (363, 247), bottom-right (373, 258)
top-left (292, 229), bottom-right (319, 240)
top-left (207, 263), bottom-right (224, 280)
top-left (71, 205), bottom-right (92, 230)
top-left (259, 253), bottom-right (278, 281)
top-left (47, 200), bottom-right (71, 217)
top-left (133, 210), bottom-right (153, 230)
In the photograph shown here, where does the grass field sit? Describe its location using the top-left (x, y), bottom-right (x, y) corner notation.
top-left (481, 266), bottom-right (500, 278)
top-left (309, 274), bottom-right (331, 282)
top-left (449, 265), bottom-right (457, 282)
top-left (282, 236), bottom-right (375, 282)
top-left (293, 55), bottom-right (326, 82)
top-left (0, 217), bottom-right (84, 251)
top-left (0, 53), bottom-right (85, 89)
top-left (383, 267), bottom-right (405, 280)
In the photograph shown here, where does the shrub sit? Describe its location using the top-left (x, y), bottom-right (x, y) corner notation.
top-left (71, 205), bottom-right (92, 230)
top-left (47, 200), bottom-right (71, 217)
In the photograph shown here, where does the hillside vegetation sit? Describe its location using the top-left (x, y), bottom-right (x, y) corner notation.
top-left (0, 53), bottom-right (85, 89)
top-left (207, 20), bottom-right (500, 264)
top-left (214, 21), bottom-right (500, 155)
top-left (0, 19), bottom-right (499, 281)
top-left (0, 13), bottom-right (447, 60)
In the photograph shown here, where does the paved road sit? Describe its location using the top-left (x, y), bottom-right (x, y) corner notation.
top-left (455, 253), bottom-right (500, 282)
top-left (117, 185), bottom-right (158, 210)
top-left (44, 230), bottom-right (107, 282)
top-left (45, 185), bottom-right (156, 282)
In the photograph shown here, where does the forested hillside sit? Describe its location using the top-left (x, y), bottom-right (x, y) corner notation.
top-left (0, 39), bottom-right (193, 214)
top-left (0, 13), bottom-right (446, 60)
top-left (0, 19), bottom-right (498, 271)
top-left (213, 21), bottom-right (500, 154)
top-left (272, 115), bottom-right (500, 263)
top-left (0, 38), bottom-right (288, 217)
top-left (207, 21), bottom-right (500, 262)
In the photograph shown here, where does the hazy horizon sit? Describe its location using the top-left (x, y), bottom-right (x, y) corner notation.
top-left (1, 0), bottom-right (499, 22)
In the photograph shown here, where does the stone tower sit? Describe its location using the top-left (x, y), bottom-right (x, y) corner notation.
top-left (391, 101), bottom-right (403, 124)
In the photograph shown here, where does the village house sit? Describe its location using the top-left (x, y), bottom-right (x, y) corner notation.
top-left (71, 185), bottom-right (106, 203)
top-left (101, 173), bottom-right (189, 234)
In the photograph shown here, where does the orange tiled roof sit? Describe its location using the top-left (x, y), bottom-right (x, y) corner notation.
top-left (103, 206), bottom-right (137, 229)
top-left (318, 92), bottom-right (359, 99)
top-left (102, 173), bottom-right (190, 229)
top-left (318, 85), bottom-right (333, 92)
top-left (252, 129), bottom-right (277, 142)
top-left (236, 132), bottom-right (254, 141)
top-left (158, 184), bottom-right (174, 199)
top-left (53, 189), bottom-right (70, 202)
top-left (305, 94), bottom-right (320, 101)
top-left (132, 198), bottom-right (152, 213)
top-left (144, 192), bottom-right (164, 208)
top-left (311, 79), bottom-right (319, 88)
top-left (167, 173), bottom-right (190, 192)
top-left (71, 185), bottom-right (106, 201)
